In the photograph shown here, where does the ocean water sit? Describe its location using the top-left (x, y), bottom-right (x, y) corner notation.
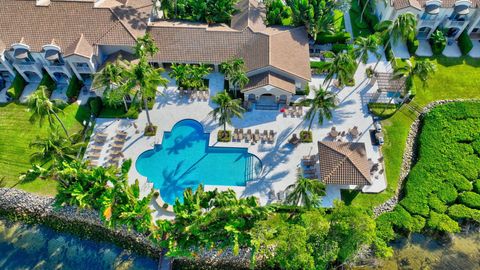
top-left (136, 119), bottom-right (261, 204)
top-left (0, 218), bottom-right (157, 270)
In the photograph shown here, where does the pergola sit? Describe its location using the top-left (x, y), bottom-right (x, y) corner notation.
top-left (374, 72), bottom-right (406, 92)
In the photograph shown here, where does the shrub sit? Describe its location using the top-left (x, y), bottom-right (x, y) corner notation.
top-left (429, 30), bottom-right (446, 55)
top-left (458, 30), bottom-right (473, 55)
top-left (474, 180), bottom-right (480, 193)
top-left (316, 32), bottom-right (351, 44)
top-left (6, 74), bottom-right (26, 100)
top-left (88, 96), bottom-right (103, 117)
top-left (428, 194), bottom-right (447, 213)
top-left (37, 71), bottom-right (56, 98)
top-left (444, 173), bottom-right (472, 192)
top-left (296, 84), bottom-right (310, 96)
top-left (300, 130), bottom-right (312, 143)
top-left (66, 76), bottom-right (83, 102)
top-left (144, 125), bottom-right (157, 136)
top-left (332, 44), bottom-right (353, 53)
top-left (437, 183), bottom-right (457, 204)
top-left (458, 192), bottom-right (480, 209)
top-left (427, 211), bottom-right (460, 233)
top-left (447, 204), bottom-right (480, 222)
top-left (400, 196), bottom-right (430, 217)
top-left (406, 37), bottom-right (419, 55)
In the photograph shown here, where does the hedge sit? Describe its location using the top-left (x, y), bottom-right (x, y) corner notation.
top-left (332, 44), bottom-right (353, 53)
top-left (427, 211), bottom-right (460, 233)
top-left (406, 37), bottom-right (419, 55)
top-left (6, 73), bottom-right (26, 100)
top-left (447, 204), bottom-right (480, 222)
top-left (88, 96), bottom-right (103, 117)
top-left (458, 30), bottom-right (473, 55)
top-left (66, 76), bottom-right (84, 102)
top-left (458, 192), bottom-right (480, 209)
top-left (310, 61), bottom-right (331, 73)
top-left (316, 32), bottom-right (351, 44)
top-left (474, 180), bottom-right (480, 193)
top-left (37, 71), bottom-right (56, 98)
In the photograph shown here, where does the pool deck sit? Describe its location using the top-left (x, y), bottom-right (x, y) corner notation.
top-left (87, 52), bottom-right (389, 220)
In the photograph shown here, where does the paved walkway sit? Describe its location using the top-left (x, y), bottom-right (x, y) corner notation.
top-left (416, 40), bottom-right (433, 57)
top-left (469, 40), bottom-right (480, 58)
top-left (443, 42), bottom-right (462, 57)
top-left (391, 40), bottom-right (410, 59)
top-left (19, 81), bottom-right (40, 103)
top-left (50, 82), bottom-right (68, 102)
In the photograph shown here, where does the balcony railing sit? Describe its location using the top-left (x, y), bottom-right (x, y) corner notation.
top-left (47, 64), bottom-right (67, 73)
top-left (75, 66), bottom-right (92, 74)
top-left (418, 19), bottom-right (438, 28)
top-left (445, 19), bottom-right (468, 28)
top-left (14, 62), bottom-right (41, 73)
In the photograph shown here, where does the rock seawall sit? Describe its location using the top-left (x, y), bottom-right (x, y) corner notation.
top-left (373, 99), bottom-right (480, 217)
top-left (0, 188), bottom-right (161, 259)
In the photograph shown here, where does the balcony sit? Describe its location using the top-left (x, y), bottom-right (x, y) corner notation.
top-left (75, 65), bottom-right (92, 74)
top-left (444, 18), bottom-right (468, 29)
top-left (13, 61), bottom-right (42, 74)
top-left (418, 18), bottom-right (439, 28)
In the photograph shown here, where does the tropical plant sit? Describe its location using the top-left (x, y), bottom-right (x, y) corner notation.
top-left (219, 58), bottom-right (249, 93)
top-left (429, 29), bottom-right (447, 55)
top-left (209, 90), bottom-right (245, 138)
top-left (354, 35), bottom-right (381, 65)
top-left (159, 0), bottom-right (238, 24)
top-left (169, 63), bottom-right (190, 88)
top-left (170, 63), bottom-right (211, 89)
top-left (285, 173), bottom-right (326, 208)
top-left (27, 86), bottom-right (70, 138)
top-left (302, 88), bottom-right (336, 131)
top-left (325, 51), bottom-right (356, 88)
top-left (394, 59), bottom-right (436, 88)
top-left (265, 0), bottom-right (293, 25)
top-left (105, 34), bottom-right (169, 133)
top-left (93, 61), bottom-right (129, 111)
top-left (29, 129), bottom-right (84, 167)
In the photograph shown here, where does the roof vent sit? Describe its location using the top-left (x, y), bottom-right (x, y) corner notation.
top-left (36, 0), bottom-right (51, 6)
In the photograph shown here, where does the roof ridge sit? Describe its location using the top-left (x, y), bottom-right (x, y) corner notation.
top-left (108, 2), bottom-right (152, 40)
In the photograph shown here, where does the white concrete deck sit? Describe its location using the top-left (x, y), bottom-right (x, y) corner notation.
top-left (50, 82), bottom-right (68, 101)
top-left (391, 40), bottom-right (410, 59)
top-left (86, 51), bottom-right (388, 219)
top-left (19, 81), bottom-right (40, 103)
top-left (416, 40), bottom-right (433, 57)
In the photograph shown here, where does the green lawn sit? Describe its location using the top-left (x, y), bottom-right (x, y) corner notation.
top-left (0, 103), bottom-right (89, 196)
top-left (344, 57), bottom-right (480, 208)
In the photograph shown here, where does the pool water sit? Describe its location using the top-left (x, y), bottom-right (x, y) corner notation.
top-left (136, 119), bottom-right (261, 205)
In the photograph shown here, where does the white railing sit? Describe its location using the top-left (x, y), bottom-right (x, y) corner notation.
top-left (47, 65), bottom-right (67, 73)
top-left (76, 66), bottom-right (92, 73)
top-left (445, 19), bottom-right (468, 28)
top-left (14, 62), bottom-right (40, 73)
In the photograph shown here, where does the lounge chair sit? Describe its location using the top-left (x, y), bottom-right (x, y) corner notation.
top-left (268, 130), bottom-right (275, 143)
top-left (297, 105), bottom-right (303, 116)
top-left (303, 168), bottom-right (316, 175)
top-left (246, 129), bottom-right (252, 142)
top-left (178, 87), bottom-right (184, 96)
top-left (261, 130), bottom-right (268, 142)
top-left (89, 144), bottom-right (104, 151)
top-left (233, 129), bottom-right (239, 141)
top-left (189, 90), bottom-right (197, 101)
top-left (329, 127), bottom-right (339, 138)
top-left (203, 91), bottom-right (209, 101)
top-left (87, 152), bottom-right (101, 160)
top-left (254, 129), bottom-right (260, 142)
top-left (283, 106), bottom-right (289, 117)
top-left (288, 133), bottom-right (300, 145)
top-left (238, 129), bottom-right (244, 141)
top-left (290, 105), bottom-right (296, 117)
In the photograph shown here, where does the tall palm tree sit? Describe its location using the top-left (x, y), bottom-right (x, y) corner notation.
top-left (354, 35), bottom-right (381, 66)
top-left (27, 86), bottom-right (70, 138)
top-left (209, 90), bottom-right (245, 138)
top-left (107, 34), bottom-right (169, 133)
top-left (285, 174), bottom-right (326, 209)
top-left (395, 59), bottom-right (436, 89)
top-left (29, 129), bottom-right (83, 166)
top-left (303, 88), bottom-right (337, 131)
top-left (220, 58), bottom-right (249, 94)
top-left (324, 52), bottom-right (356, 89)
top-left (93, 61), bottom-right (129, 111)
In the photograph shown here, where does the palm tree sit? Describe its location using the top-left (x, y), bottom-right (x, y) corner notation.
top-left (170, 63), bottom-right (190, 88)
top-left (303, 88), bottom-right (337, 131)
top-left (324, 52), bottom-right (356, 89)
top-left (219, 58), bottom-right (249, 94)
top-left (395, 59), bottom-right (436, 89)
top-left (209, 90), bottom-right (245, 138)
top-left (93, 61), bottom-right (129, 111)
top-left (106, 34), bottom-right (169, 133)
top-left (29, 129), bottom-right (83, 166)
top-left (27, 86), bottom-right (70, 138)
top-left (285, 174), bottom-right (326, 209)
top-left (354, 35), bottom-right (381, 66)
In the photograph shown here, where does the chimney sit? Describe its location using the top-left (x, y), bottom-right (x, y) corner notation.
top-left (36, 0), bottom-right (51, 6)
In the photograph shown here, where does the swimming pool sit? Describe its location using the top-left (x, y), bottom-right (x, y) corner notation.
top-left (136, 119), bottom-right (262, 205)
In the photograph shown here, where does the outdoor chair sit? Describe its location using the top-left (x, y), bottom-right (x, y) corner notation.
top-left (87, 152), bottom-right (101, 160)
top-left (254, 129), bottom-right (260, 142)
top-left (297, 105), bottom-right (303, 116)
top-left (238, 129), bottom-right (244, 141)
top-left (202, 91), bottom-right (209, 101)
top-left (189, 90), bottom-right (197, 101)
top-left (261, 130), bottom-right (268, 142)
top-left (246, 129), bottom-right (252, 142)
top-left (268, 130), bottom-right (275, 143)
top-left (329, 127), bottom-right (339, 138)
top-left (283, 106), bottom-right (289, 117)
top-left (288, 133), bottom-right (300, 145)
top-left (303, 168), bottom-right (316, 175)
top-left (233, 129), bottom-right (239, 141)
top-left (89, 144), bottom-right (104, 151)
top-left (290, 105), bottom-right (296, 117)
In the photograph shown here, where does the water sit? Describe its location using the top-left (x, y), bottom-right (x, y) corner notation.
top-left (0, 218), bottom-right (157, 270)
top-left (136, 119), bottom-right (262, 205)
top-left (354, 231), bottom-right (480, 270)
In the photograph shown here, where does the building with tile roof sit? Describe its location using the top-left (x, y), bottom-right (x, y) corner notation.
top-left (375, 0), bottom-right (480, 41)
top-left (317, 141), bottom-right (372, 187)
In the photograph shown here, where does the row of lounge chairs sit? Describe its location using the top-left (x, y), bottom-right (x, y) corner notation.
top-left (328, 126), bottom-right (362, 140)
top-left (283, 105), bottom-right (303, 118)
top-left (179, 88), bottom-right (209, 101)
top-left (233, 129), bottom-right (275, 143)
top-left (301, 155), bottom-right (318, 179)
top-left (86, 130), bottom-right (127, 167)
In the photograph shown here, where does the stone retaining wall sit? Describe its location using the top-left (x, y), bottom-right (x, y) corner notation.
top-left (373, 99), bottom-right (480, 217)
top-left (0, 188), bottom-right (162, 259)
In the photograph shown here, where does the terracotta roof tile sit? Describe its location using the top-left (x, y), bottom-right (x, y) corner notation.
top-left (0, 0), bottom-right (145, 52)
top-left (64, 34), bottom-right (94, 58)
top-left (242, 71), bottom-right (296, 93)
top-left (317, 141), bottom-right (372, 186)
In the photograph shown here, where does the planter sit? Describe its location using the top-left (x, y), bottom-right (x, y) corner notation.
top-left (300, 130), bottom-right (313, 143)
top-left (217, 130), bottom-right (231, 142)
top-left (144, 125), bottom-right (158, 136)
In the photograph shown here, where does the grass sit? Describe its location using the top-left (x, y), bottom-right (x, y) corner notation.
top-left (344, 57), bottom-right (480, 208)
top-left (0, 103), bottom-right (89, 196)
